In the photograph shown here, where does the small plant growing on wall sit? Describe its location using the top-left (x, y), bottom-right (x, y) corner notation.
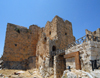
top-left (15, 28), bottom-right (20, 33)
top-left (29, 30), bottom-right (32, 34)
top-left (25, 28), bottom-right (29, 33)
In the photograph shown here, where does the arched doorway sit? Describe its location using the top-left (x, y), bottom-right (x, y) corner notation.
top-left (52, 46), bottom-right (56, 51)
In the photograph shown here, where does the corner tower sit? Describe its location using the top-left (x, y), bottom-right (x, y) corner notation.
top-left (48, 15), bottom-right (75, 51)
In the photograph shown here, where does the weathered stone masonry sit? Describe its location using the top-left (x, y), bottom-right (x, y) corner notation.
top-left (2, 16), bottom-right (75, 77)
top-left (35, 16), bottom-right (75, 78)
top-left (2, 15), bottom-right (100, 78)
top-left (2, 23), bottom-right (41, 69)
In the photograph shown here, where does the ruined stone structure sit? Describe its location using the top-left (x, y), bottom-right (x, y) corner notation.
top-left (2, 23), bottom-right (41, 69)
top-left (62, 28), bottom-right (100, 78)
top-left (2, 16), bottom-right (75, 77)
top-left (2, 15), bottom-right (100, 78)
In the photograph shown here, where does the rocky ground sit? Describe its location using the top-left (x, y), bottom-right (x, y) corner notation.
top-left (0, 69), bottom-right (54, 78)
top-left (62, 69), bottom-right (100, 78)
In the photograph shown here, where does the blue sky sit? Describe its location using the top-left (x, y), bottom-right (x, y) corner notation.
top-left (0, 0), bottom-right (100, 58)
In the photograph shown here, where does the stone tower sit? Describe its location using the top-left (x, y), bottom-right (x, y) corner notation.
top-left (2, 23), bottom-right (41, 69)
top-left (35, 16), bottom-right (75, 78)
top-left (2, 16), bottom-right (75, 76)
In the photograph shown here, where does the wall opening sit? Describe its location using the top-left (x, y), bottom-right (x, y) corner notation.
top-left (52, 46), bottom-right (56, 51)
top-left (44, 37), bottom-right (47, 41)
top-left (49, 31), bottom-right (51, 35)
top-left (15, 44), bottom-right (17, 46)
top-left (15, 28), bottom-right (20, 33)
top-left (65, 33), bottom-right (67, 35)
top-left (64, 51), bottom-right (81, 70)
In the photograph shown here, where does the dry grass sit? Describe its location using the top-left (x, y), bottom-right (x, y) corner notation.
top-left (0, 69), bottom-right (54, 78)
top-left (0, 69), bottom-right (41, 78)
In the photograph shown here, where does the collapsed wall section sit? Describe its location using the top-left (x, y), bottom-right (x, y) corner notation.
top-left (86, 28), bottom-right (100, 37)
top-left (65, 41), bottom-right (100, 72)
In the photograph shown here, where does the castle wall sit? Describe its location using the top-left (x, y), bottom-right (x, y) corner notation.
top-left (2, 23), bottom-right (41, 69)
top-left (28, 25), bottom-right (41, 56)
top-left (2, 16), bottom-right (76, 74)
top-left (44, 16), bottom-right (75, 51)
top-left (45, 20), bottom-right (57, 40)
top-left (65, 41), bottom-right (100, 72)
top-left (86, 28), bottom-right (100, 37)
top-left (36, 33), bottom-right (50, 68)
top-left (57, 17), bottom-right (75, 50)
top-left (3, 23), bottom-right (29, 61)
top-left (36, 16), bottom-right (59, 69)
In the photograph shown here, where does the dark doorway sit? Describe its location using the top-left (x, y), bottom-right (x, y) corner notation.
top-left (52, 46), bottom-right (56, 51)
top-left (49, 31), bottom-right (51, 35)
top-left (44, 37), bottom-right (47, 41)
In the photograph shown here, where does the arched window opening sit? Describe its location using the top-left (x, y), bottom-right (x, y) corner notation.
top-left (52, 46), bottom-right (56, 51)
top-left (49, 31), bottom-right (51, 35)
top-left (44, 37), bottom-right (47, 41)
top-left (65, 33), bottom-right (67, 35)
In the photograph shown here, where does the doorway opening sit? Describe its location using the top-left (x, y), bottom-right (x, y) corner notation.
top-left (52, 46), bottom-right (56, 51)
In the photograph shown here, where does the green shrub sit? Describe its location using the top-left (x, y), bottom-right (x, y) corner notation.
top-left (15, 28), bottom-right (20, 33)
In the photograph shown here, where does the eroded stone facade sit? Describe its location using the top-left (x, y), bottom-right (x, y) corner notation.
top-left (2, 16), bottom-right (75, 77)
top-left (2, 15), bottom-right (100, 78)
top-left (2, 23), bottom-right (41, 69)
top-left (62, 29), bottom-right (100, 78)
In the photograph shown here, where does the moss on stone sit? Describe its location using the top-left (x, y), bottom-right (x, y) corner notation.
top-left (15, 28), bottom-right (20, 33)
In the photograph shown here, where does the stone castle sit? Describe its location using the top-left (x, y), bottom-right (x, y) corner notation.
top-left (1, 15), bottom-right (100, 78)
